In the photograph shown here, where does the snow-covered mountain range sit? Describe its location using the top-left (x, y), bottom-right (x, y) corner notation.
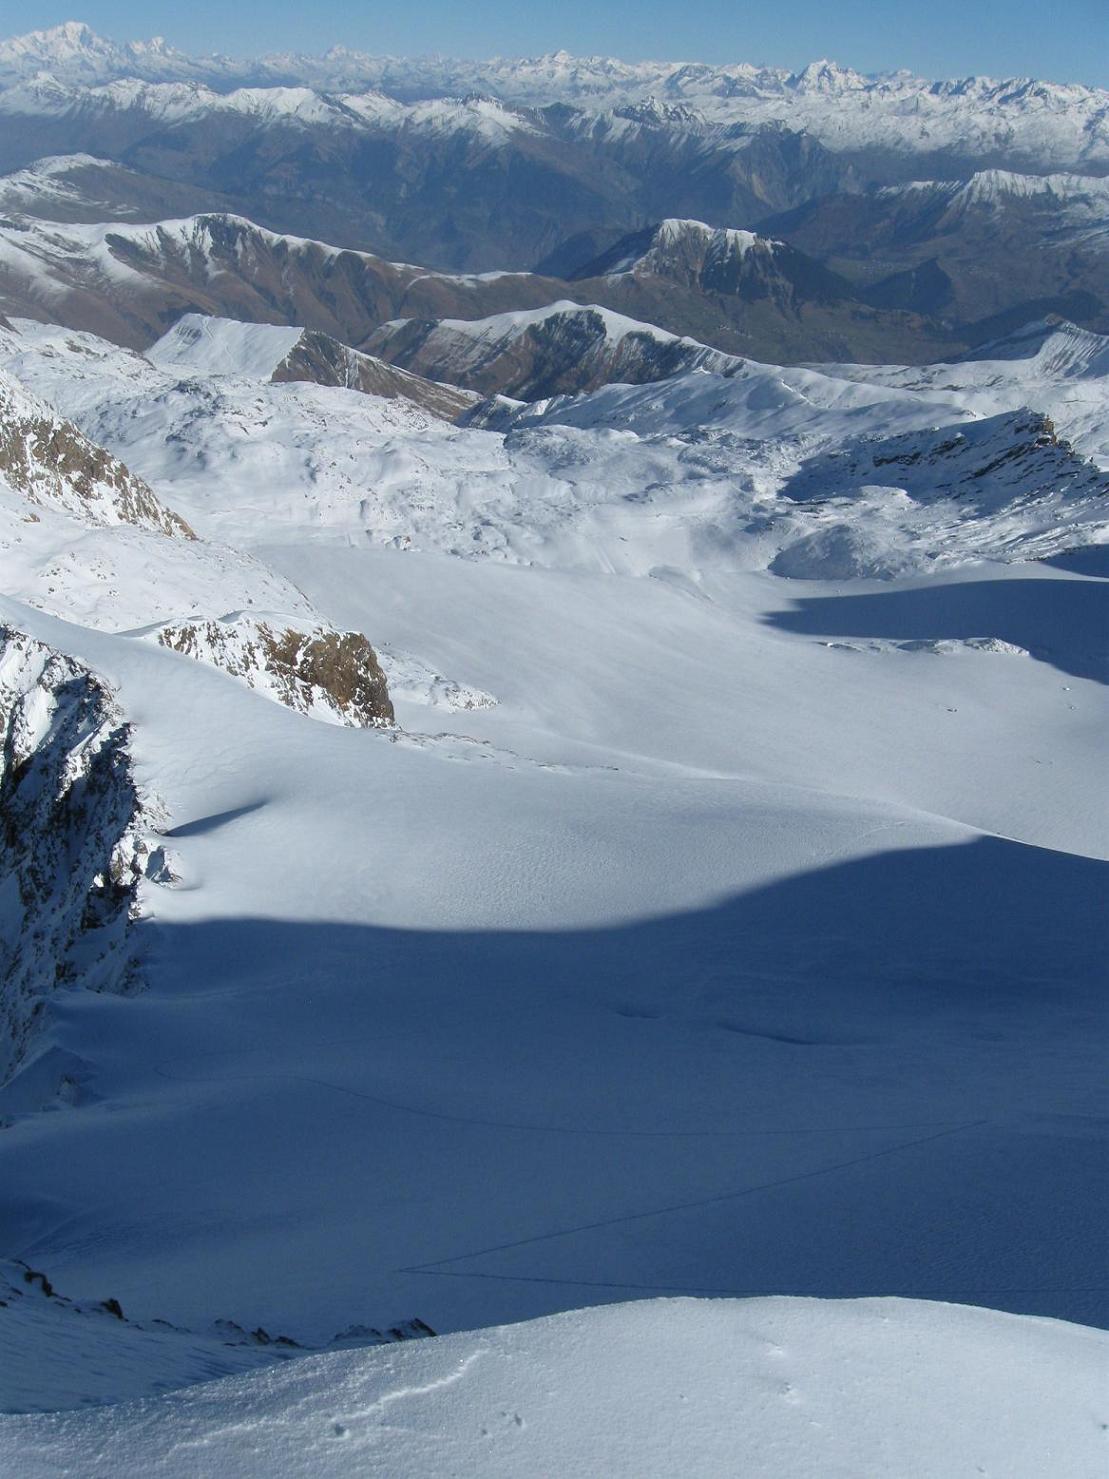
top-left (0, 23), bottom-right (1104, 173)
top-left (1, 287), bottom-right (1106, 1460)
top-left (0, 18), bottom-right (1106, 1476)
top-left (0, 23), bottom-right (1103, 328)
top-left (0, 205), bottom-right (957, 365)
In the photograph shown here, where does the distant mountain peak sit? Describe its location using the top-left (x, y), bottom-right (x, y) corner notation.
top-left (567, 218), bottom-right (859, 316)
top-left (574, 218), bottom-right (780, 281)
top-left (791, 59), bottom-right (867, 91)
top-left (4, 19), bottom-right (120, 61)
top-left (25, 20), bottom-right (97, 46)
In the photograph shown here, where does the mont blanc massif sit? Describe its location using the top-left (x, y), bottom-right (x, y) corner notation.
top-left (0, 19), bottom-right (1106, 1476)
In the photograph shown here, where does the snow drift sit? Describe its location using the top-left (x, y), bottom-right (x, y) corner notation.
top-left (2, 1296), bottom-right (1105, 1478)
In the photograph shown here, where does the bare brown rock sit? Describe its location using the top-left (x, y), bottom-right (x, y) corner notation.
top-left (0, 372), bottom-right (194, 537)
top-left (156, 616), bottom-right (394, 728)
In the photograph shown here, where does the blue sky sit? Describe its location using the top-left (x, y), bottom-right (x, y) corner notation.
top-left (8, 1), bottom-right (1109, 86)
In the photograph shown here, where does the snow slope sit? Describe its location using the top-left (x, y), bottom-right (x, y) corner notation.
top-left (1, 539), bottom-right (1104, 1391)
top-left (3, 1297), bottom-right (1106, 1477)
top-left (817, 319), bottom-right (1109, 469)
top-left (7, 314), bottom-right (1105, 582)
top-left (148, 314), bottom-right (303, 378)
top-left (147, 313), bottom-right (480, 418)
top-left (0, 367), bottom-right (192, 535)
top-left (0, 1256), bottom-right (433, 1415)
top-left (0, 299), bottom-right (1106, 1460)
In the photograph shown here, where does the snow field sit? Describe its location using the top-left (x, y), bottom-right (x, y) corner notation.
top-left (3, 1297), bottom-right (1106, 1478)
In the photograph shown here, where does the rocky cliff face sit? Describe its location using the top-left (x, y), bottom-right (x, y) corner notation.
top-left (574, 219), bottom-right (849, 306)
top-left (0, 371), bottom-right (194, 537)
top-left (0, 209), bottom-right (952, 370)
top-left (0, 628), bottom-right (167, 1084)
top-left (782, 409), bottom-right (1109, 508)
top-left (153, 615), bottom-right (394, 728)
top-left (270, 331), bottom-right (479, 420)
top-left (367, 304), bottom-right (738, 400)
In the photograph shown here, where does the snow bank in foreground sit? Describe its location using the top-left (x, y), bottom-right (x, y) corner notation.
top-left (3, 1297), bottom-right (1104, 1477)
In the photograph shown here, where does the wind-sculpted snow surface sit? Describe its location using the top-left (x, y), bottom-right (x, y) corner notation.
top-left (768, 409), bottom-right (1108, 578)
top-left (0, 1257), bottom-right (435, 1414)
top-left (2, 1297), bottom-right (1106, 1477)
top-left (5, 314), bottom-right (1106, 579)
top-left (782, 408), bottom-right (1105, 508)
top-left (820, 319), bottom-right (1109, 469)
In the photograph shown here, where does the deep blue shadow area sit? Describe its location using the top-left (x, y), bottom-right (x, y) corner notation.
top-left (1041, 547), bottom-right (1109, 578)
top-left (3, 836), bottom-right (1107, 1336)
top-left (764, 577), bottom-right (1109, 683)
top-left (164, 800), bottom-right (269, 838)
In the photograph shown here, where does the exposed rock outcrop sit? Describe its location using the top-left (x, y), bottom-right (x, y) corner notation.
top-left (572, 218), bottom-right (850, 306)
top-left (367, 303), bottom-right (738, 400)
top-left (271, 330), bottom-right (480, 421)
top-left (152, 614), bottom-right (394, 727)
top-left (0, 628), bottom-right (166, 1084)
top-left (0, 370), bottom-right (194, 537)
top-left (781, 408), bottom-right (1109, 508)
top-left (1, 1257), bottom-right (435, 1414)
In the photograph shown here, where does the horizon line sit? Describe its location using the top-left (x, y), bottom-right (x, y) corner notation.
top-left (1, 19), bottom-right (1103, 92)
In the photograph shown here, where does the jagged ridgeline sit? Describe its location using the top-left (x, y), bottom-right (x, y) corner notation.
top-left (0, 371), bottom-right (193, 536)
top-left (0, 24), bottom-right (1104, 363)
top-left (0, 629), bottom-right (168, 1083)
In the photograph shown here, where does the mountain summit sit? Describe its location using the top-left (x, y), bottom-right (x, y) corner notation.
top-left (573, 219), bottom-right (849, 305)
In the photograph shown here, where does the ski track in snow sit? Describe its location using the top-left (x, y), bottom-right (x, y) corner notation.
top-left (400, 1120), bottom-right (988, 1278)
top-left (151, 1061), bottom-right (976, 1137)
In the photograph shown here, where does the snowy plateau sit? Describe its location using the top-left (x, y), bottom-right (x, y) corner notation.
top-left (0, 19), bottom-right (1107, 1479)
